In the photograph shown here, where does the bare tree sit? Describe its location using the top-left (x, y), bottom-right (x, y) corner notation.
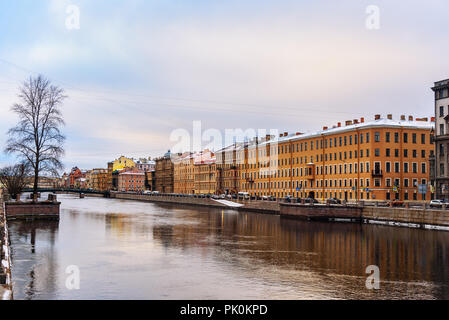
top-left (0, 163), bottom-right (31, 200)
top-left (5, 75), bottom-right (66, 197)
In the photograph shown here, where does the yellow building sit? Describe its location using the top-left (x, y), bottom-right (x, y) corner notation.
top-left (112, 156), bottom-right (136, 171)
top-left (173, 152), bottom-right (195, 194)
top-left (194, 151), bottom-right (216, 194)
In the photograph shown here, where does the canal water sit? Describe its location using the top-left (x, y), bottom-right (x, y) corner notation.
top-left (7, 194), bottom-right (449, 300)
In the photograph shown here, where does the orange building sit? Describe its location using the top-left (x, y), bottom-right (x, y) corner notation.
top-left (239, 115), bottom-right (434, 202)
top-left (118, 169), bottom-right (145, 192)
top-left (173, 152), bottom-right (195, 194)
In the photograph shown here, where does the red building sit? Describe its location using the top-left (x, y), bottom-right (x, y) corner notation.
top-left (69, 167), bottom-right (84, 188)
top-left (118, 169), bottom-right (145, 192)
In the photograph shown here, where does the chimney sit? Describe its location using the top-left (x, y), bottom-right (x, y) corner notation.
top-left (375, 114), bottom-right (381, 120)
top-left (360, 117), bottom-right (365, 123)
top-left (345, 120), bottom-right (353, 126)
top-left (284, 132), bottom-right (288, 136)
top-left (400, 115), bottom-right (406, 121)
top-left (431, 117), bottom-right (436, 122)
top-left (337, 122), bottom-right (341, 127)
top-left (387, 114), bottom-right (393, 120)
top-left (353, 119), bottom-right (359, 124)
top-left (323, 126), bottom-right (328, 131)
top-left (296, 132), bottom-right (303, 135)
top-left (408, 115), bottom-right (413, 121)
top-left (266, 134), bottom-right (271, 141)
top-left (279, 133), bottom-right (283, 137)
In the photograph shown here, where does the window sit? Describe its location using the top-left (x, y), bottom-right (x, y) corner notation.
top-left (440, 106), bottom-right (444, 117)
top-left (404, 163), bottom-right (409, 173)
top-left (375, 132), bottom-right (380, 142)
top-left (386, 148), bottom-right (390, 157)
top-left (395, 149), bottom-right (399, 157)
top-left (422, 163), bottom-right (426, 174)
top-left (403, 133), bottom-right (408, 143)
top-left (386, 132), bottom-right (390, 143)
top-left (395, 162), bottom-right (400, 173)
top-left (375, 149), bottom-right (380, 157)
top-left (404, 149), bottom-right (408, 158)
top-left (412, 133), bottom-right (417, 144)
top-left (421, 134), bottom-right (426, 144)
top-left (394, 132), bottom-right (399, 143)
top-left (386, 162), bottom-right (391, 173)
top-left (441, 124), bottom-right (445, 135)
top-left (366, 133), bottom-right (370, 143)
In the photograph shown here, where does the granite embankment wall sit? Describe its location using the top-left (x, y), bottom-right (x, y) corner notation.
top-left (362, 206), bottom-right (449, 228)
top-left (281, 203), bottom-right (449, 228)
top-left (111, 192), bottom-right (280, 214)
top-left (112, 192), bottom-right (449, 230)
top-left (4, 201), bottom-right (60, 220)
top-left (1, 194), bottom-right (13, 300)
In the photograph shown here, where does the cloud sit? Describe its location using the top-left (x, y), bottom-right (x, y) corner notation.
top-left (1, 0), bottom-right (447, 171)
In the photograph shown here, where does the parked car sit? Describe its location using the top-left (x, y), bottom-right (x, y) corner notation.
top-left (327, 198), bottom-right (341, 204)
top-left (430, 199), bottom-right (444, 208)
top-left (152, 191), bottom-right (159, 195)
top-left (284, 195), bottom-right (292, 203)
top-left (391, 199), bottom-right (404, 207)
top-left (304, 198), bottom-right (319, 204)
top-left (238, 192), bottom-right (250, 200)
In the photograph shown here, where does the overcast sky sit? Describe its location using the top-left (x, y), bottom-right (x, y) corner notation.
top-left (0, 0), bottom-right (448, 172)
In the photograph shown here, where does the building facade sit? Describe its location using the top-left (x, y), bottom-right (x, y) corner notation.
top-left (112, 156), bottom-right (136, 171)
top-left (194, 151), bottom-right (216, 195)
top-left (145, 170), bottom-right (156, 191)
top-left (118, 169), bottom-right (145, 192)
top-left (233, 115), bottom-right (433, 201)
top-left (69, 167), bottom-right (83, 188)
top-left (216, 144), bottom-right (240, 195)
top-left (432, 78), bottom-right (449, 199)
top-left (90, 168), bottom-right (109, 191)
top-left (155, 151), bottom-right (175, 193)
top-left (173, 153), bottom-right (195, 194)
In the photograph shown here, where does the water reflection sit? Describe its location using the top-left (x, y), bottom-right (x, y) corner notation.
top-left (8, 220), bottom-right (59, 300)
top-left (8, 194), bottom-right (449, 299)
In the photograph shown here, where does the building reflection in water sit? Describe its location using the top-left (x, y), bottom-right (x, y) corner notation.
top-left (7, 194), bottom-right (449, 300)
top-left (152, 205), bottom-right (449, 299)
top-left (8, 221), bottom-right (59, 300)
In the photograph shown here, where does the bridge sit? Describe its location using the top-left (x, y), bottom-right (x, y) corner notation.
top-left (22, 188), bottom-right (110, 197)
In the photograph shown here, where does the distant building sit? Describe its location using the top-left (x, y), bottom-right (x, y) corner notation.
top-left (155, 151), bottom-right (175, 193)
top-left (118, 169), bottom-right (145, 192)
top-left (173, 152), bottom-right (195, 194)
top-left (90, 168), bottom-right (109, 191)
top-left (135, 158), bottom-right (156, 172)
top-left (432, 78), bottom-right (449, 199)
top-left (112, 156), bottom-right (136, 171)
top-left (145, 170), bottom-right (156, 191)
top-left (194, 151), bottom-right (216, 195)
top-left (216, 143), bottom-right (240, 195)
top-left (69, 167), bottom-right (83, 188)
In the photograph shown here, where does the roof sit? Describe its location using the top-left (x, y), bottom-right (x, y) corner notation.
top-left (119, 170), bottom-right (145, 176)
